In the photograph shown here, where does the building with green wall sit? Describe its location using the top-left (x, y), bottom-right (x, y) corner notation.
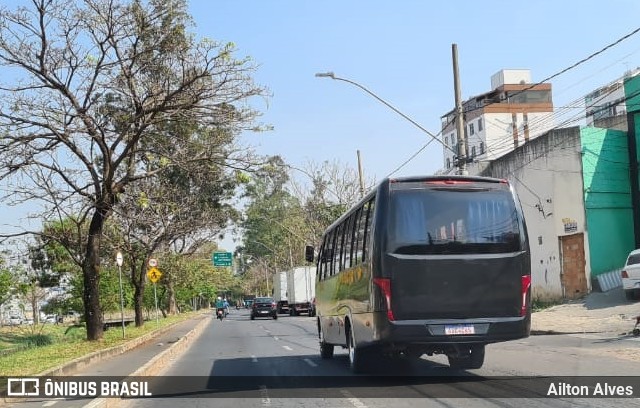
top-left (580, 127), bottom-right (634, 284)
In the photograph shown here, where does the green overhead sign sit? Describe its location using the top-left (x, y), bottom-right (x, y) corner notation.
top-left (212, 252), bottom-right (232, 267)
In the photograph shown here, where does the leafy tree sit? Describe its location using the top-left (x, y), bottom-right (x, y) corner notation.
top-left (0, 255), bottom-right (14, 313)
top-left (236, 157), bottom-right (369, 285)
top-left (0, 0), bottom-right (266, 340)
top-left (112, 123), bottom-right (242, 326)
top-left (289, 159), bottom-right (372, 248)
top-left (238, 156), bottom-right (306, 277)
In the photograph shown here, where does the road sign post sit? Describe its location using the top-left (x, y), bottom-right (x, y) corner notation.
top-left (212, 252), bottom-right (233, 267)
top-left (147, 267), bottom-right (162, 325)
top-left (154, 282), bottom-right (159, 325)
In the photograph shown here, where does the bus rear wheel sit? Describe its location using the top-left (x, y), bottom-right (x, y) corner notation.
top-left (447, 344), bottom-right (485, 370)
top-left (347, 323), bottom-right (369, 373)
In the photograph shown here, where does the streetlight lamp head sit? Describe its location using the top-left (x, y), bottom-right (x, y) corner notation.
top-left (315, 72), bottom-right (335, 79)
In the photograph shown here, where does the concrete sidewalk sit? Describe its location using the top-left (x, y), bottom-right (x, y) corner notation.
top-left (34, 313), bottom-right (208, 378)
top-left (530, 287), bottom-right (640, 336)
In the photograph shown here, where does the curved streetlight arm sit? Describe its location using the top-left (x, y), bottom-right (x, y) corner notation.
top-left (315, 72), bottom-right (456, 154)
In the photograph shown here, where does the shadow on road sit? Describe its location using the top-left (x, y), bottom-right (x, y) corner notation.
top-left (133, 354), bottom-right (559, 399)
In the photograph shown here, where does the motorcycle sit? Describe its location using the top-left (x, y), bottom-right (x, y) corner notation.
top-left (216, 308), bottom-right (225, 321)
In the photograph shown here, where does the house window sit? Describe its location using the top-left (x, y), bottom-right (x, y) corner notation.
top-left (452, 133), bottom-right (456, 144)
top-left (446, 158), bottom-right (451, 169)
top-left (445, 136), bottom-right (449, 145)
top-left (478, 118), bottom-right (483, 132)
top-left (480, 142), bottom-right (485, 154)
top-left (469, 123), bottom-right (475, 135)
top-left (471, 146), bottom-right (476, 157)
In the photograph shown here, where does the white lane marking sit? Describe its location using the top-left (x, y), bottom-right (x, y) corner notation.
top-left (259, 385), bottom-right (271, 406)
top-left (42, 402), bottom-right (58, 407)
top-left (340, 389), bottom-right (368, 408)
top-left (273, 336), bottom-right (279, 341)
top-left (303, 358), bottom-right (318, 367)
top-left (282, 345), bottom-right (293, 351)
top-left (251, 355), bottom-right (258, 362)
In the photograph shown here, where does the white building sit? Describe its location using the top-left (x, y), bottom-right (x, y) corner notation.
top-left (440, 69), bottom-right (555, 172)
top-left (585, 67), bottom-right (640, 129)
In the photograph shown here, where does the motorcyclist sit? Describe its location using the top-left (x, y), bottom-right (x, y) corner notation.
top-left (223, 298), bottom-right (230, 316)
top-left (215, 297), bottom-right (225, 319)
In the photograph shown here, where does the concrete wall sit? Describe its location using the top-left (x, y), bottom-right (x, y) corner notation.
top-left (480, 127), bottom-right (589, 301)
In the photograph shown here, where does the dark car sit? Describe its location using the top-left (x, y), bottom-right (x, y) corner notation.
top-left (251, 297), bottom-right (277, 320)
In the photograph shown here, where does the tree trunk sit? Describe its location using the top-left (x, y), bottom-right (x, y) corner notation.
top-left (30, 283), bottom-right (39, 324)
top-left (133, 283), bottom-right (144, 327)
top-left (166, 279), bottom-right (178, 315)
top-left (132, 263), bottom-right (145, 327)
top-left (83, 207), bottom-right (107, 341)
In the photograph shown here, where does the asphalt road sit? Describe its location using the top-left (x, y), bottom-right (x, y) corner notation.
top-left (120, 308), bottom-right (640, 408)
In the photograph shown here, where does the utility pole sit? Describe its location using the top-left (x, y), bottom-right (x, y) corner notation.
top-left (357, 150), bottom-right (365, 197)
top-left (452, 44), bottom-right (468, 175)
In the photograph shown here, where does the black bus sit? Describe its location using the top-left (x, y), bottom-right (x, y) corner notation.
top-left (305, 175), bottom-right (531, 373)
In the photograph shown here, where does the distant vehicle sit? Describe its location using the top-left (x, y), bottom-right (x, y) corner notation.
top-left (309, 297), bottom-right (316, 317)
top-left (243, 295), bottom-right (256, 309)
top-left (622, 248), bottom-right (640, 300)
top-left (286, 266), bottom-right (316, 316)
top-left (272, 271), bottom-right (289, 314)
top-left (308, 175), bottom-right (531, 373)
top-left (8, 315), bottom-right (22, 325)
top-left (22, 318), bottom-right (34, 325)
top-left (250, 297), bottom-right (277, 320)
top-left (44, 315), bottom-right (57, 323)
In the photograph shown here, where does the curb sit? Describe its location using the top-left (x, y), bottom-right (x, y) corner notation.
top-left (2, 313), bottom-right (210, 406)
top-left (530, 329), bottom-right (632, 336)
top-left (37, 320), bottom-right (186, 377)
top-left (82, 314), bottom-right (211, 408)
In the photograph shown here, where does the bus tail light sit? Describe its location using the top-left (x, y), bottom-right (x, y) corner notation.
top-left (373, 277), bottom-right (395, 321)
top-left (521, 275), bottom-right (531, 317)
top-left (622, 270), bottom-right (629, 279)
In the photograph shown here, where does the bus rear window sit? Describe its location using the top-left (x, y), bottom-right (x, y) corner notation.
top-left (388, 187), bottom-right (521, 255)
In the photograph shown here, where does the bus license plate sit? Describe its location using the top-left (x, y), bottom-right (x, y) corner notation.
top-left (444, 324), bottom-right (475, 335)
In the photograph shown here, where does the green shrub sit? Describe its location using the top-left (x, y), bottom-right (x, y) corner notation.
top-left (21, 334), bottom-right (53, 348)
top-left (532, 298), bottom-right (561, 312)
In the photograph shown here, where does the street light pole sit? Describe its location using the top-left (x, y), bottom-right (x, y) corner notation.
top-left (115, 251), bottom-right (125, 339)
top-left (357, 150), bottom-right (365, 197)
top-left (452, 44), bottom-right (468, 175)
top-left (315, 72), bottom-right (455, 154)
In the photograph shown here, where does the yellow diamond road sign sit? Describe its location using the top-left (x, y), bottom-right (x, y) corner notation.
top-left (147, 267), bottom-right (162, 283)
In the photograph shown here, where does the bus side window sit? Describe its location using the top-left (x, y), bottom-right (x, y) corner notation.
top-left (348, 210), bottom-right (360, 268)
top-left (323, 229), bottom-right (335, 279)
top-left (338, 218), bottom-right (345, 272)
top-left (342, 213), bottom-right (355, 270)
top-left (333, 224), bottom-right (342, 276)
top-left (355, 203), bottom-right (366, 264)
top-left (317, 240), bottom-right (326, 281)
top-left (362, 198), bottom-right (375, 262)
top-left (357, 207), bottom-right (364, 265)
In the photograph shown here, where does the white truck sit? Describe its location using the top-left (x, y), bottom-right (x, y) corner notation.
top-left (286, 266), bottom-right (316, 316)
top-left (272, 271), bottom-right (289, 314)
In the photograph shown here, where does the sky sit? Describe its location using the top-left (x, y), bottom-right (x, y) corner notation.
top-left (189, 0), bottom-right (640, 182)
top-left (4, 0), bottom-right (640, 253)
